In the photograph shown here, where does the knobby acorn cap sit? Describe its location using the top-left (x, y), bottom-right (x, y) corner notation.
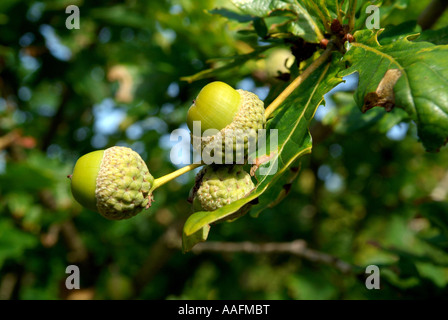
top-left (189, 165), bottom-right (255, 222)
top-left (70, 146), bottom-right (154, 220)
top-left (187, 82), bottom-right (266, 164)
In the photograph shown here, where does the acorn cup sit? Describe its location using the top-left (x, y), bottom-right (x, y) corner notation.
top-left (69, 146), bottom-right (154, 220)
top-left (188, 164), bottom-right (255, 222)
top-left (187, 81), bottom-right (266, 164)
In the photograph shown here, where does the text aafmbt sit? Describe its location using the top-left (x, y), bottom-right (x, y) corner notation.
top-left (178, 304), bottom-right (270, 317)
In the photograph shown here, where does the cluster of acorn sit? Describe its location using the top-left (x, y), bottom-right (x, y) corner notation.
top-left (69, 81), bottom-right (266, 220)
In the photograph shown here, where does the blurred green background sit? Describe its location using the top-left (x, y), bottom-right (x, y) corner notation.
top-left (1, 0), bottom-right (448, 300)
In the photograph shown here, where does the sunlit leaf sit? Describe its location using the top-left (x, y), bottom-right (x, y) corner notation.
top-left (341, 29), bottom-right (448, 152)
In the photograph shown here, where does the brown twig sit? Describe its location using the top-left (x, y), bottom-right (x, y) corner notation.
top-left (264, 44), bottom-right (334, 119)
top-left (38, 190), bottom-right (89, 263)
top-left (60, 221), bottom-right (89, 263)
top-left (347, 0), bottom-right (357, 32)
top-left (188, 239), bottom-right (357, 274)
top-left (41, 85), bottom-right (70, 152)
top-left (0, 273), bottom-right (18, 300)
top-left (418, 0), bottom-right (448, 30)
top-left (133, 220), bottom-right (184, 296)
top-left (0, 131), bottom-right (20, 150)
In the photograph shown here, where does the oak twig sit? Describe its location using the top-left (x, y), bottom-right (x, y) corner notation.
top-left (347, 0), bottom-right (357, 32)
top-left (264, 44), bottom-right (334, 119)
top-left (151, 162), bottom-right (204, 191)
top-left (186, 239), bottom-right (356, 274)
top-left (418, 0), bottom-right (448, 30)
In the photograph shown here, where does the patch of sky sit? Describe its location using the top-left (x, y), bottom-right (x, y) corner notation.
top-left (39, 24), bottom-right (72, 61)
top-left (314, 73), bottom-right (358, 122)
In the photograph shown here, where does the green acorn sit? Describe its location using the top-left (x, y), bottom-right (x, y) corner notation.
top-left (187, 81), bottom-right (266, 164)
top-left (69, 146), bottom-right (154, 220)
top-left (188, 165), bottom-right (255, 221)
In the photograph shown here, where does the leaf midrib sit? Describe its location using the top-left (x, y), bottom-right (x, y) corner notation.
top-left (257, 62), bottom-right (331, 187)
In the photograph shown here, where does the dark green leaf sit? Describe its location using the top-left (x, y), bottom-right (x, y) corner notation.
top-left (378, 21), bottom-right (421, 45)
top-left (230, 0), bottom-right (323, 43)
top-left (180, 45), bottom-right (274, 82)
top-left (419, 202), bottom-right (448, 237)
top-left (253, 17), bottom-right (268, 38)
top-left (0, 220), bottom-right (38, 269)
top-left (340, 29), bottom-right (448, 152)
top-left (416, 26), bottom-right (448, 45)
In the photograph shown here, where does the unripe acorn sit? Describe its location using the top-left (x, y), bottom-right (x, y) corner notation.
top-left (265, 48), bottom-right (295, 80)
top-left (187, 81), bottom-right (266, 163)
top-left (188, 165), bottom-right (255, 221)
top-left (69, 146), bottom-right (154, 220)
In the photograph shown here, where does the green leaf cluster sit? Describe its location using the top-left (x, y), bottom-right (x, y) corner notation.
top-left (1, 0), bottom-right (448, 300)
